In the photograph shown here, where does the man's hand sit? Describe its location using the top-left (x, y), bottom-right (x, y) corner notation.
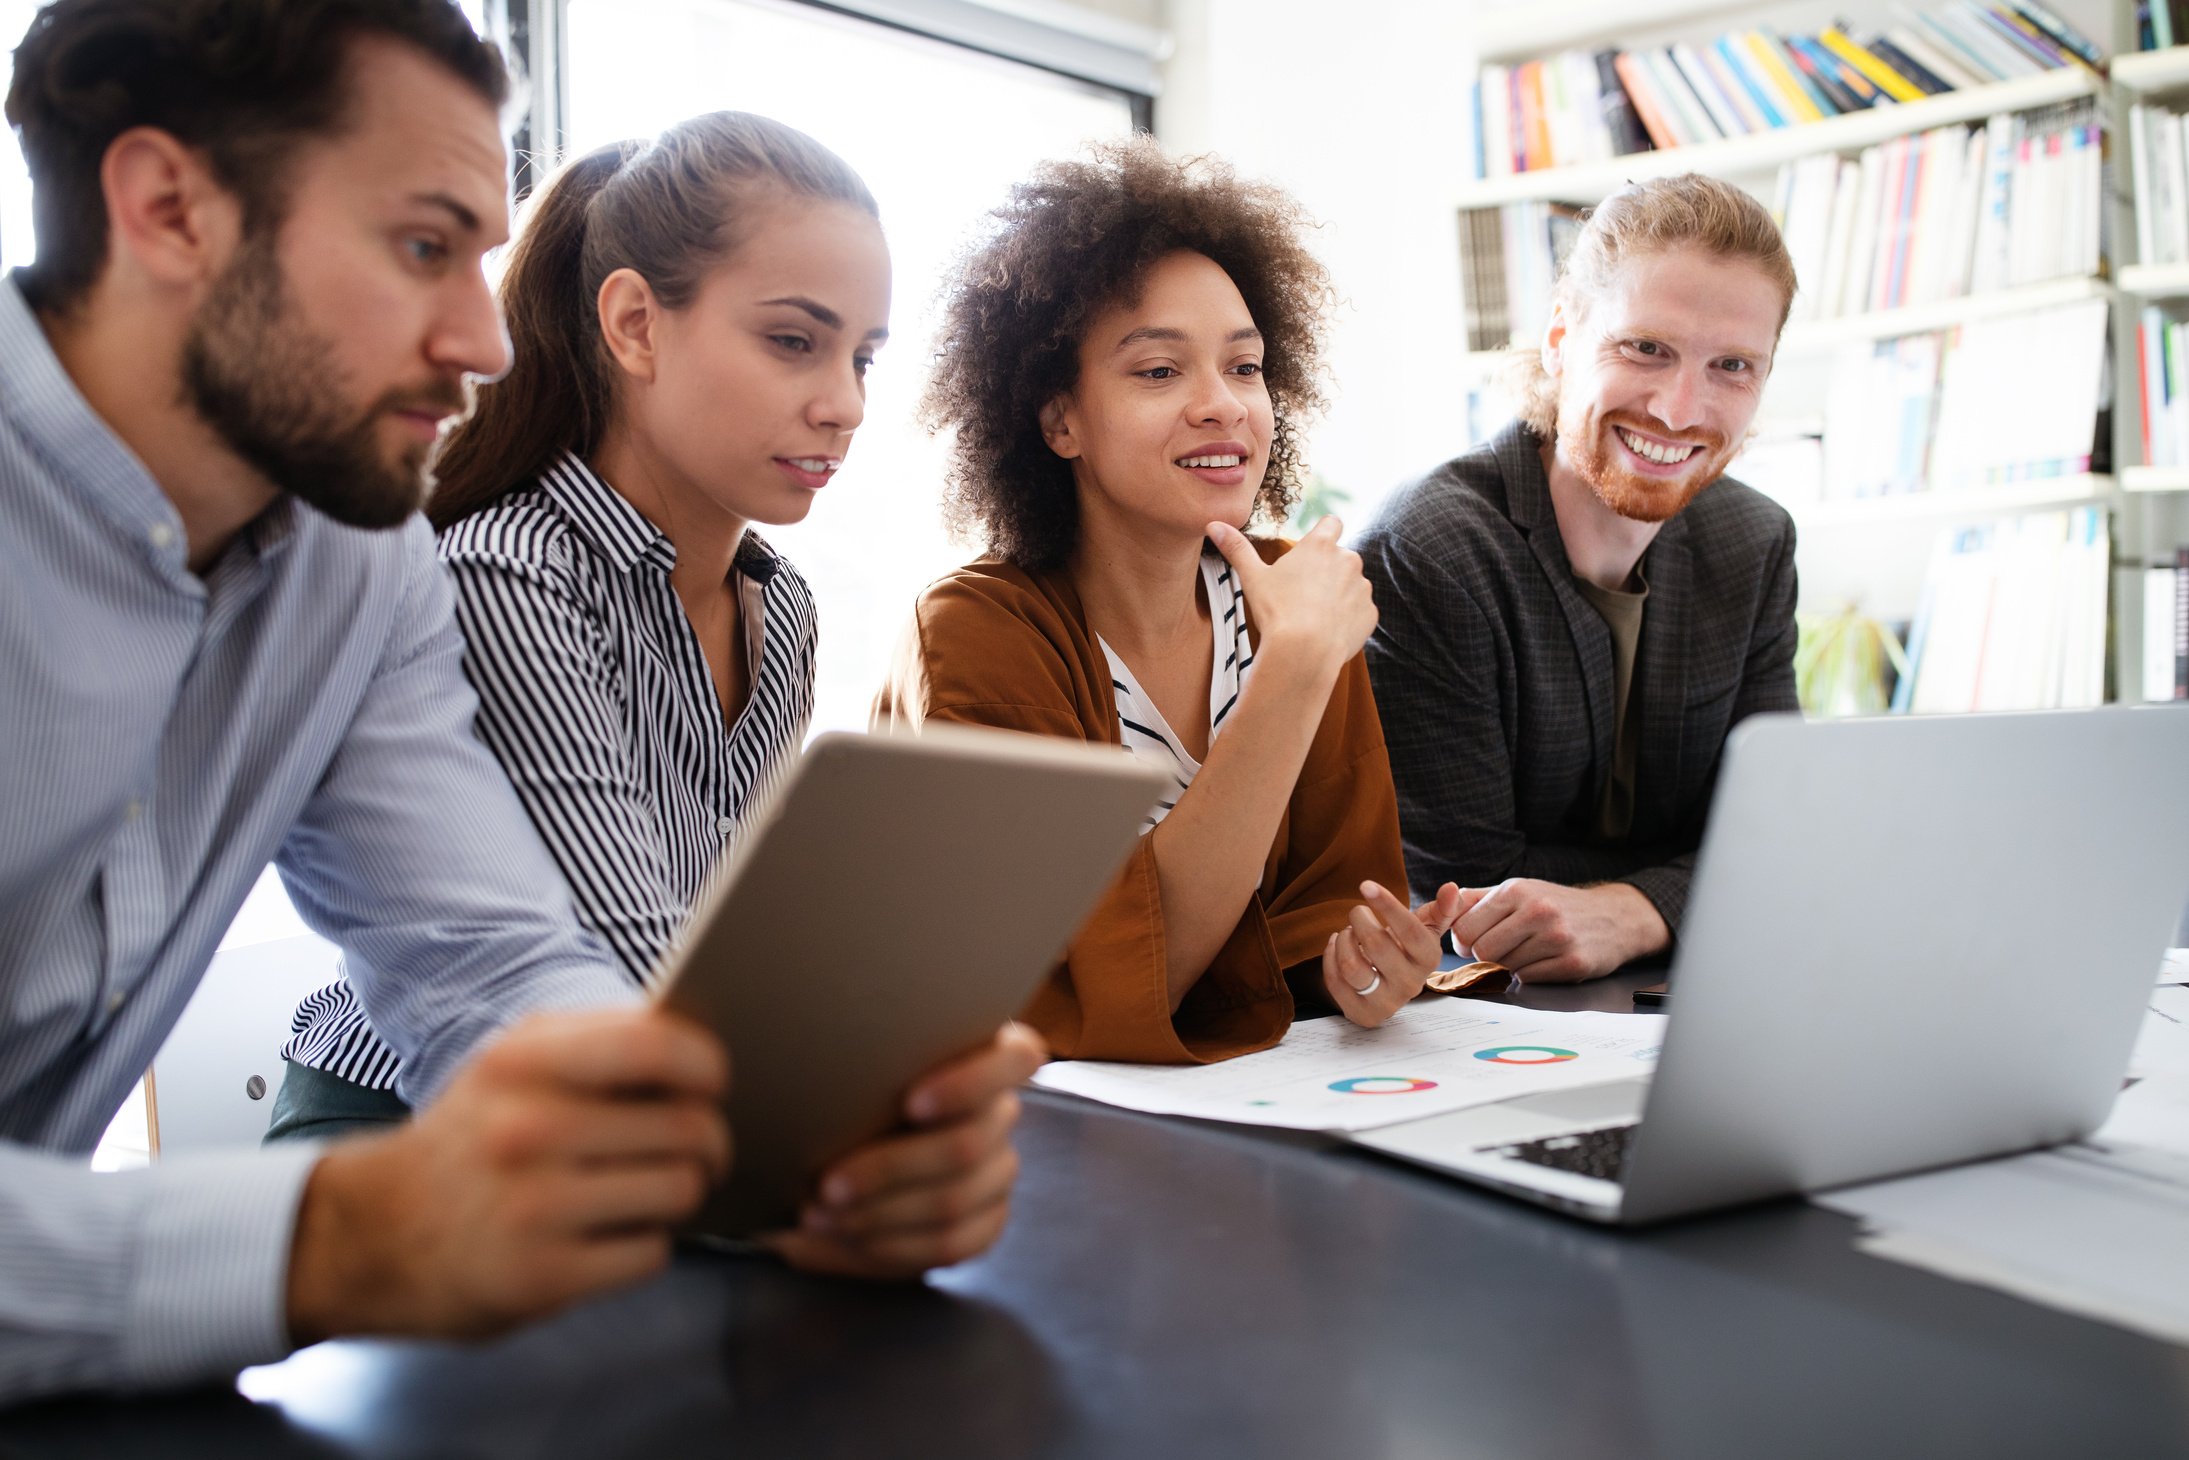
top-left (1324, 880), bottom-right (1464, 1027)
top-left (1450, 879), bottom-right (1669, 983)
top-left (285, 1008), bottom-right (730, 1346)
top-left (768, 1022), bottom-right (1047, 1280)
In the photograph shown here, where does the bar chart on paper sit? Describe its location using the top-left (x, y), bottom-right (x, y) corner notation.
top-left (1031, 1001), bottom-right (1665, 1133)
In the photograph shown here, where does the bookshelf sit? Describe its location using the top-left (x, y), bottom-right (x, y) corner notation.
top-left (1453, 68), bottom-right (2100, 209)
top-left (2120, 261), bottom-right (2189, 298)
top-left (1457, 0), bottom-right (2143, 708)
top-left (1793, 474), bottom-right (2115, 527)
top-left (1458, 274), bottom-right (2115, 375)
top-left (1777, 274), bottom-right (2114, 352)
top-left (2111, 42), bottom-right (2189, 94)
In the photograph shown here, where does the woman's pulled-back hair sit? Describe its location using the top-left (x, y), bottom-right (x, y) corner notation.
top-left (428, 110), bottom-right (877, 529)
top-left (1504, 172), bottom-right (1797, 438)
top-left (924, 135), bottom-right (1334, 572)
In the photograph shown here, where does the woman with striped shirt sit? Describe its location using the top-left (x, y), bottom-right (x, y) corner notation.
top-left (277, 113), bottom-right (1040, 1276)
top-left (877, 139), bottom-right (1464, 1065)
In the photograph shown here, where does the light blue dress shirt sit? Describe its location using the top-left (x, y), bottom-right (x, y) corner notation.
top-left (0, 276), bottom-right (635, 1401)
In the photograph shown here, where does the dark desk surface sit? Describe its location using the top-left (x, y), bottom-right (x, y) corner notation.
top-left (8, 970), bottom-right (2189, 1459)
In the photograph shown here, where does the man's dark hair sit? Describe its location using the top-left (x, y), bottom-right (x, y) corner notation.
top-left (5, 0), bottom-right (510, 314)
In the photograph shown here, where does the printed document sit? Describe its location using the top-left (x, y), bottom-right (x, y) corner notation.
top-left (1817, 1048), bottom-right (2189, 1346)
top-left (1031, 1000), bottom-right (1665, 1133)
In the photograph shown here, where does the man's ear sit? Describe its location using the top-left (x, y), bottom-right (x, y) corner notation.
top-left (101, 126), bottom-right (241, 291)
top-left (1540, 299), bottom-right (1568, 381)
top-left (597, 268), bottom-right (662, 385)
top-left (1039, 393), bottom-right (1081, 461)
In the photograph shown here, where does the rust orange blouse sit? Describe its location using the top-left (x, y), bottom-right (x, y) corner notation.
top-left (872, 538), bottom-right (1406, 1064)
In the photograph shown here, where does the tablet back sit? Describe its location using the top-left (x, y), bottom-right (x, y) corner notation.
top-left (659, 725), bottom-right (1165, 1236)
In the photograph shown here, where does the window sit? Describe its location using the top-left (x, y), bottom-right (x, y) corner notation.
top-left (563, 0), bottom-right (1140, 731)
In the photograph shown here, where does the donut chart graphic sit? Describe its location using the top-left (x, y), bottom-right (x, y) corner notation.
top-left (1327, 1076), bottom-right (1439, 1095)
top-left (1473, 1046), bottom-right (1579, 1065)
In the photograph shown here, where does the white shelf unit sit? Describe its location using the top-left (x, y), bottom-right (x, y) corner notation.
top-left (1789, 475), bottom-right (2116, 528)
top-left (1462, 5), bottom-right (2138, 697)
top-left (2120, 261), bottom-right (2189, 298)
top-left (1781, 275), bottom-right (2114, 352)
top-left (1456, 68), bottom-right (2101, 208)
top-left (1475, 0), bottom-right (1761, 63)
top-left (2112, 44), bottom-right (2189, 96)
top-left (1463, 276), bottom-right (2115, 366)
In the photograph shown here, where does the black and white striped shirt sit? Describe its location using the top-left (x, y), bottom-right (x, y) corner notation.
top-left (284, 453), bottom-right (817, 1089)
top-left (1099, 552), bottom-right (1255, 832)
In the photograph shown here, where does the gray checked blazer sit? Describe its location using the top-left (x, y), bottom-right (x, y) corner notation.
top-left (1357, 420), bottom-right (1800, 935)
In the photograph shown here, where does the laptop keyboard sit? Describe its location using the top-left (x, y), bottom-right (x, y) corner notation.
top-left (1486, 1124), bottom-right (1638, 1184)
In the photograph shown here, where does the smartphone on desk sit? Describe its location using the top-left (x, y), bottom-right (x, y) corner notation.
top-left (1633, 981), bottom-right (1670, 1008)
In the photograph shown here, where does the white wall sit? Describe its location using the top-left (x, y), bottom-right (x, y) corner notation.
top-left (1155, 0), bottom-right (1481, 527)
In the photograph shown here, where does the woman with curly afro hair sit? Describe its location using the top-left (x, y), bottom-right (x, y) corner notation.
top-left (876, 138), bottom-right (1462, 1065)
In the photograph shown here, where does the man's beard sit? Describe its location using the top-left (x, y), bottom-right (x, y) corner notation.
top-left (180, 236), bottom-right (463, 530)
top-left (1555, 398), bottom-right (1732, 525)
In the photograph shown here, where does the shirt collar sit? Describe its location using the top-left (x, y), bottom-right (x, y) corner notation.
top-left (0, 273), bottom-right (187, 561)
top-left (539, 451), bottom-right (677, 575)
top-left (542, 449), bottom-right (786, 586)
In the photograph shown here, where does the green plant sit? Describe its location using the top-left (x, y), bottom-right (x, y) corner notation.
top-left (1795, 607), bottom-right (1909, 718)
top-left (1286, 473), bottom-right (1351, 534)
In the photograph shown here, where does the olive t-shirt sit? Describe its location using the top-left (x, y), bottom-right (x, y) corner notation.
top-left (1572, 571), bottom-right (1649, 841)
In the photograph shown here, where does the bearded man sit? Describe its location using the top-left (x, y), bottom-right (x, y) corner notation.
top-left (0, 0), bottom-right (1037, 1403)
top-left (1358, 174), bottom-right (1800, 985)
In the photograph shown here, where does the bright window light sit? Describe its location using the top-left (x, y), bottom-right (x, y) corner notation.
top-left (565, 0), bottom-right (1138, 732)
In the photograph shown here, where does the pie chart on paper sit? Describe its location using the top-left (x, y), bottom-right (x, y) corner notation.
top-left (1473, 1046), bottom-right (1579, 1065)
top-left (1326, 1076), bottom-right (1440, 1094)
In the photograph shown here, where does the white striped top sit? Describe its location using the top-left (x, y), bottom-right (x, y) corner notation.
top-left (1099, 552), bottom-right (1255, 831)
top-left (0, 279), bottom-right (630, 1402)
top-left (282, 453), bottom-right (817, 1089)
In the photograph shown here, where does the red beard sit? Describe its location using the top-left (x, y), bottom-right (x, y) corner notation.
top-left (1557, 405), bottom-right (1731, 524)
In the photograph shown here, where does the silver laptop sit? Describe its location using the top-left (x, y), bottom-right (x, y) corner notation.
top-left (1354, 706), bottom-right (2189, 1224)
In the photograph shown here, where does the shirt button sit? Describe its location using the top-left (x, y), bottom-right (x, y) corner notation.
top-left (105, 991), bottom-right (125, 1015)
top-left (125, 800), bottom-right (144, 822)
top-left (148, 523), bottom-right (174, 550)
top-left (716, 817), bottom-right (735, 835)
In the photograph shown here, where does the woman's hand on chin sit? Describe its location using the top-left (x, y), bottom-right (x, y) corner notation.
top-left (1207, 517), bottom-right (1378, 686)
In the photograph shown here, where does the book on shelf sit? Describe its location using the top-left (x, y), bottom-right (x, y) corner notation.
top-left (2133, 306), bottom-right (2189, 468)
top-left (2126, 97), bottom-right (2189, 269)
top-left (1821, 296), bottom-right (2108, 498)
top-left (2136, 0), bottom-right (2189, 51)
top-left (1467, 4), bottom-right (2105, 178)
top-left (1462, 97), bottom-right (2104, 352)
top-left (1461, 200), bottom-right (1584, 353)
top-left (2142, 558), bottom-right (2188, 700)
top-left (1894, 506), bottom-right (2111, 713)
top-left (1769, 97), bottom-right (2104, 323)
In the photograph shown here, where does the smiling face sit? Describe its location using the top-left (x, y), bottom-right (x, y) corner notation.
top-left (1043, 249), bottom-right (1273, 546)
top-left (613, 196), bottom-right (890, 527)
top-left (1542, 245), bottom-right (1781, 524)
top-left (182, 34), bottom-right (512, 528)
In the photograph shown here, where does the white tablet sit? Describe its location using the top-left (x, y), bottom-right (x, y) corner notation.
top-left (657, 723), bottom-right (1166, 1236)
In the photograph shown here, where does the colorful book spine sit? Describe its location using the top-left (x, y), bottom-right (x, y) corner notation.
top-left (1819, 25), bottom-right (1929, 102)
top-left (1783, 34), bottom-right (1871, 114)
top-left (1612, 51), bottom-right (1681, 151)
top-left (1714, 35), bottom-right (1787, 127)
top-left (1744, 31), bottom-right (1826, 123)
top-left (1867, 35), bottom-right (1954, 93)
top-left (2009, 1), bottom-right (2106, 66)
